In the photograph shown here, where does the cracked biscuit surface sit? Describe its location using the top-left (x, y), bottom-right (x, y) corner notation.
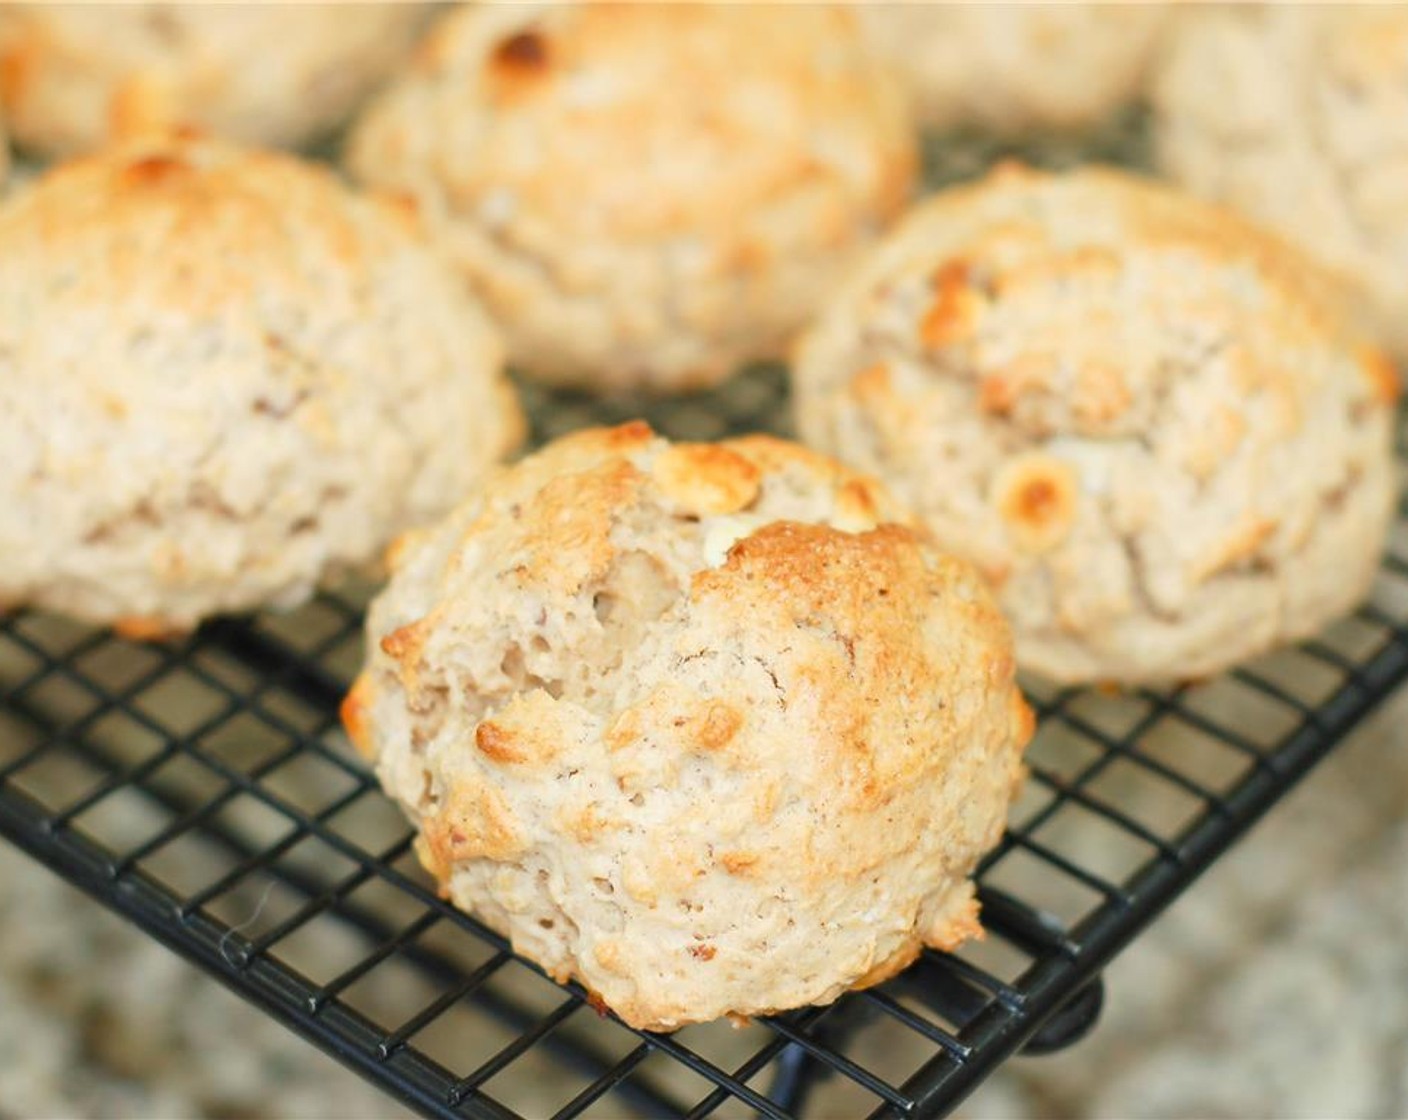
top-left (0, 132), bottom-right (522, 634)
top-left (1153, 5), bottom-right (1408, 359)
top-left (346, 422), bottom-right (1030, 1032)
top-left (856, 3), bottom-right (1171, 135)
top-left (346, 3), bottom-right (916, 394)
top-left (794, 165), bottom-right (1397, 685)
top-left (0, 3), bottom-right (434, 157)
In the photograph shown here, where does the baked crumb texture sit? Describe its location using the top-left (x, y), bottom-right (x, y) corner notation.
top-left (348, 423), bottom-right (1031, 1032)
top-left (856, 2), bottom-right (1171, 134)
top-left (0, 131), bottom-right (522, 632)
top-left (1154, 4), bottom-right (1408, 358)
top-left (794, 164), bottom-right (1398, 685)
top-left (0, 3), bottom-right (435, 156)
top-left (347, 3), bottom-right (917, 394)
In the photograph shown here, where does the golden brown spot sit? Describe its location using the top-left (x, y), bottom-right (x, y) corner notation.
top-left (340, 676), bottom-right (376, 760)
top-left (1019, 479), bottom-right (1059, 521)
top-left (688, 944), bottom-right (717, 961)
top-left (378, 189), bottom-right (422, 232)
top-left (523, 458), bottom-right (643, 596)
top-left (978, 374), bottom-right (1017, 415)
top-left (834, 478), bottom-right (881, 533)
top-left (122, 154), bottom-right (189, 186)
top-left (1010, 695), bottom-right (1036, 751)
top-left (475, 719), bottom-right (524, 764)
top-left (922, 895), bottom-right (984, 953)
top-left (728, 240), bottom-right (771, 272)
top-left (494, 28), bottom-right (549, 70)
top-left (112, 616), bottom-right (184, 642)
top-left (1361, 346), bottom-right (1401, 407)
top-left (0, 43), bottom-right (35, 107)
top-left (877, 140), bottom-right (920, 218)
top-left (979, 354), bottom-right (1050, 415)
top-left (851, 362), bottom-right (892, 403)
top-left (487, 27), bottom-right (552, 101)
top-left (932, 258), bottom-right (968, 288)
top-left (990, 158), bottom-right (1033, 185)
top-left (688, 703), bottom-right (743, 753)
top-left (563, 802), bottom-right (613, 842)
top-left (379, 619), bottom-right (426, 662)
top-left (990, 454), bottom-right (1079, 555)
top-left (652, 443), bottom-right (761, 517)
top-left (109, 75), bottom-right (177, 141)
top-left (978, 560), bottom-right (1012, 590)
top-left (720, 851), bottom-right (759, 875)
top-left (604, 419), bottom-right (654, 446)
top-left (920, 260), bottom-right (985, 348)
top-left (603, 708), bottom-right (640, 754)
top-left (383, 527), bottom-right (425, 574)
top-left (425, 781), bottom-right (525, 862)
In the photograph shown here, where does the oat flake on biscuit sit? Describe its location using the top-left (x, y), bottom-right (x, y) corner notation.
top-left (345, 422), bottom-right (1031, 1032)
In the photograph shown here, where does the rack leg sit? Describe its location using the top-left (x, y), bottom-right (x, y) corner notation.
top-left (763, 1000), bottom-right (878, 1116)
top-left (1021, 977), bottom-right (1105, 1055)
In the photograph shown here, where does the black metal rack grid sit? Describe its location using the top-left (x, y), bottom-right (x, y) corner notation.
top-left (4, 117), bottom-right (1408, 1118)
top-left (1, 363), bottom-right (1406, 1120)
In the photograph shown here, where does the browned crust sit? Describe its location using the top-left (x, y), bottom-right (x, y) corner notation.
top-left (1361, 346), bottom-right (1402, 407)
top-left (112, 615), bottom-right (186, 642)
top-left (339, 674), bottom-right (376, 760)
top-left (920, 259), bottom-right (985, 348)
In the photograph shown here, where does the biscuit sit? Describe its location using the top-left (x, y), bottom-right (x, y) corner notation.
top-left (857, 3), bottom-right (1171, 134)
top-left (0, 132), bottom-right (522, 633)
top-left (1153, 5), bottom-right (1408, 358)
top-left (0, 3), bottom-right (434, 156)
top-left (794, 165), bottom-right (1398, 685)
top-left (346, 422), bottom-right (1030, 1031)
top-left (346, 3), bottom-right (917, 394)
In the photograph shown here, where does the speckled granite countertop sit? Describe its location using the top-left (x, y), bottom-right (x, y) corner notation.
top-left (2, 682), bottom-right (1404, 1119)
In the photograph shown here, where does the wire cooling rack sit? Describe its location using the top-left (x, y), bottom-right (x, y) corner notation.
top-left (2, 362), bottom-right (1406, 1119)
top-left (4, 117), bottom-right (1408, 1117)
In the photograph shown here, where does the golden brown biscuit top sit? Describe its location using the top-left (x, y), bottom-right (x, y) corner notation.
top-left (381, 420), bottom-right (915, 608)
top-left (821, 163), bottom-right (1390, 442)
top-left (0, 3), bottom-right (435, 155)
top-left (352, 419), bottom-right (1027, 887)
top-left (0, 130), bottom-right (423, 314)
top-left (347, 420), bottom-right (1031, 1029)
top-left (356, 2), bottom-right (915, 242)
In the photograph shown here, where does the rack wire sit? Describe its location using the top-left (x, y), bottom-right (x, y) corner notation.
top-left (2, 363), bottom-right (1406, 1119)
top-left (3, 118), bottom-right (1407, 1117)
